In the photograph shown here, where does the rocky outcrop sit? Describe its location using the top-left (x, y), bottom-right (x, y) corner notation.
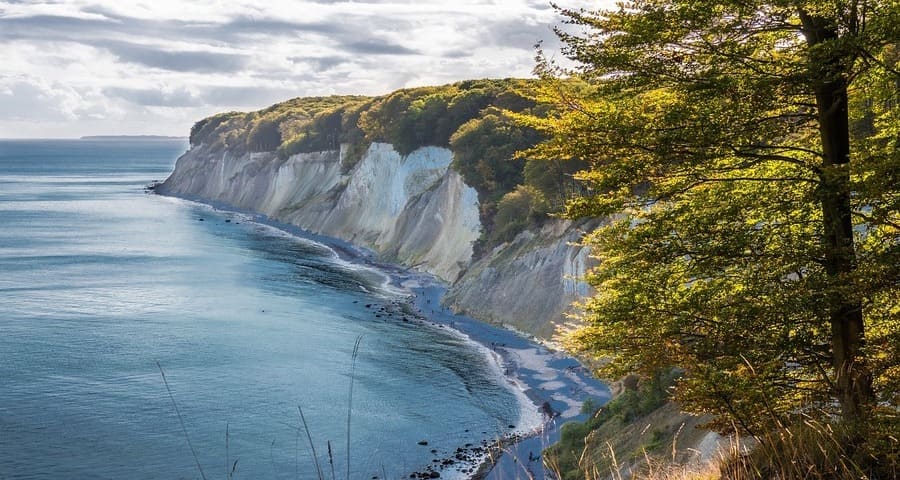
top-left (159, 141), bottom-right (591, 338)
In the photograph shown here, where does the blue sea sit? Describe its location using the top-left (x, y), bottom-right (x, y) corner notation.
top-left (0, 139), bottom-right (529, 479)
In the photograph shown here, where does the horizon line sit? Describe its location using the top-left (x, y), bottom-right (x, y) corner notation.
top-left (0, 135), bottom-right (189, 140)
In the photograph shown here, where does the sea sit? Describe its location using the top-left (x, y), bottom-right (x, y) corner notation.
top-left (0, 139), bottom-right (535, 479)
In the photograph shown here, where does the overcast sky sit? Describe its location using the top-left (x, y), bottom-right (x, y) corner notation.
top-left (0, 0), bottom-right (609, 138)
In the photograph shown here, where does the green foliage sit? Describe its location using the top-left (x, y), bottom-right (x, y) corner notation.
top-left (336, 103), bottom-right (371, 170)
top-left (529, 0), bottom-right (900, 459)
top-left (189, 112), bottom-right (242, 148)
top-left (490, 185), bottom-right (548, 244)
top-left (358, 79), bottom-right (537, 156)
top-left (191, 80), bottom-right (540, 169)
top-left (547, 420), bottom-right (594, 480)
top-left (276, 101), bottom-right (370, 162)
top-left (598, 371), bottom-right (676, 425)
top-left (580, 398), bottom-right (601, 416)
top-left (357, 87), bottom-right (440, 154)
top-left (191, 96), bottom-right (367, 158)
top-left (450, 110), bottom-right (534, 199)
top-left (523, 157), bottom-right (588, 211)
top-left (449, 107), bottom-right (553, 248)
top-left (246, 118), bottom-right (282, 152)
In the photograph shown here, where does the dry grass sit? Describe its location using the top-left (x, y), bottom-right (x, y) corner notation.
top-left (546, 412), bottom-right (900, 480)
top-left (717, 414), bottom-right (899, 480)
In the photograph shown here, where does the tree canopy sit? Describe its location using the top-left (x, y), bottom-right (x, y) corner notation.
top-left (525, 0), bottom-right (899, 465)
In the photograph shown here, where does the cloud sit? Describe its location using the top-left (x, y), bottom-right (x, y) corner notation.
top-left (289, 55), bottom-right (348, 71)
top-left (0, 14), bottom-right (112, 41)
top-left (0, 16), bottom-right (235, 73)
top-left (222, 15), bottom-right (422, 56)
top-left (103, 86), bottom-right (202, 107)
top-left (198, 85), bottom-right (304, 107)
top-left (0, 74), bottom-right (116, 122)
top-left (441, 49), bottom-right (472, 59)
top-left (341, 40), bottom-right (420, 56)
top-left (96, 40), bottom-right (249, 73)
top-left (0, 0), bottom-right (615, 137)
top-left (482, 17), bottom-right (558, 49)
top-left (221, 15), bottom-right (338, 36)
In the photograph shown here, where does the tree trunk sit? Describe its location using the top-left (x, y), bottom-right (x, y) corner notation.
top-left (801, 11), bottom-right (874, 427)
top-left (817, 81), bottom-right (873, 427)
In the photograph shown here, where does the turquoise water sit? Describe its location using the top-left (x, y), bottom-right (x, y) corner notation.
top-left (0, 139), bottom-right (523, 479)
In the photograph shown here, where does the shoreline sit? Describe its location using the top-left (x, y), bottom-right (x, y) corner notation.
top-left (400, 277), bottom-right (609, 479)
top-left (155, 191), bottom-right (610, 478)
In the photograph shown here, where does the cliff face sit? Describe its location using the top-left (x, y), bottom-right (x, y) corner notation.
top-left (445, 219), bottom-right (595, 339)
top-left (159, 141), bottom-right (590, 339)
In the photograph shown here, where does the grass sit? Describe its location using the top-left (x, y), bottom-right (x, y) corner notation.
top-left (298, 405), bottom-right (325, 480)
top-left (544, 401), bottom-right (900, 480)
top-left (543, 371), bottom-right (677, 479)
top-left (157, 361), bottom-right (208, 480)
top-left (346, 335), bottom-right (362, 480)
top-left (156, 335), bottom-right (366, 480)
top-left (718, 413), bottom-right (899, 480)
top-left (543, 364), bottom-right (899, 480)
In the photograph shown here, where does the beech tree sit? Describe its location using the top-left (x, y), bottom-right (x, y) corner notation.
top-left (526, 0), bottom-right (899, 443)
top-left (246, 118), bottom-right (282, 152)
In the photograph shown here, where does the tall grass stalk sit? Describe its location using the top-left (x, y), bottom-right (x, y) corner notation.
top-left (605, 441), bottom-right (621, 480)
top-left (226, 423), bottom-right (229, 480)
top-left (327, 440), bottom-right (336, 480)
top-left (157, 361), bottom-right (208, 480)
top-left (298, 405), bottom-right (325, 480)
top-left (228, 459), bottom-right (238, 479)
top-left (550, 411), bottom-right (900, 480)
top-left (225, 424), bottom-right (238, 480)
top-left (346, 335), bottom-right (363, 480)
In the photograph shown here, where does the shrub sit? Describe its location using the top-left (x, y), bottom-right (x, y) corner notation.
top-left (450, 111), bottom-right (532, 201)
top-left (189, 112), bottom-right (241, 147)
top-left (490, 185), bottom-right (548, 244)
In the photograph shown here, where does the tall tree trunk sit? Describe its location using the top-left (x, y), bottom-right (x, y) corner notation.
top-left (817, 81), bottom-right (872, 424)
top-left (801, 11), bottom-right (874, 427)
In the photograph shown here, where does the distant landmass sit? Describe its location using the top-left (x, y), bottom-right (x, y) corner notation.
top-left (80, 135), bottom-right (187, 141)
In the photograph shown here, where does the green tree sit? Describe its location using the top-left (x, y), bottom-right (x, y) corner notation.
top-left (529, 0), bottom-right (899, 445)
top-left (450, 110), bottom-right (532, 199)
top-left (189, 112), bottom-right (240, 148)
top-left (246, 118), bottom-right (282, 152)
top-left (491, 185), bottom-right (548, 243)
top-left (523, 156), bottom-right (588, 211)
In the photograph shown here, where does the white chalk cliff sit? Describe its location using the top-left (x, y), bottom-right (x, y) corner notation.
top-left (159, 141), bottom-right (591, 338)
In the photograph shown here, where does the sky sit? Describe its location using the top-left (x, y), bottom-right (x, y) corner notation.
top-left (0, 0), bottom-right (610, 138)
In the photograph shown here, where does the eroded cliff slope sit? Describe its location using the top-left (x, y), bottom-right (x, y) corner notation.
top-left (445, 219), bottom-right (595, 339)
